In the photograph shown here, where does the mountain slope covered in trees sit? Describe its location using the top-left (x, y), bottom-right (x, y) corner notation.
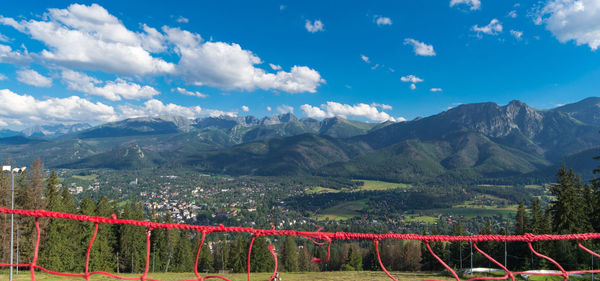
top-left (0, 97), bottom-right (598, 183)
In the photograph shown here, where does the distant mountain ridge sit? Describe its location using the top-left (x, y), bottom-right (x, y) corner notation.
top-left (0, 97), bottom-right (599, 184)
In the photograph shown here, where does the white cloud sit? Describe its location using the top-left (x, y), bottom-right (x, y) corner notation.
top-left (241, 105), bottom-right (249, 112)
top-left (176, 16), bottom-right (189, 23)
top-left (0, 4), bottom-right (175, 75)
top-left (535, 0), bottom-right (600, 50)
top-left (0, 89), bottom-right (117, 126)
top-left (164, 26), bottom-right (325, 93)
top-left (0, 3), bottom-right (325, 94)
top-left (61, 70), bottom-right (159, 101)
top-left (401, 75), bottom-right (424, 83)
top-left (374, 15), bottom-right (392, 26)
top-left (371, 103), bottom-right (393, 110)
top-left (305, 20), bottom-right (324, 33)
top-left (450, 0), bottom-right (481, 10)
top-left (0, 74), bottom-right (6, 80)
top-left (280, 5), bottom-right (286, 10)
top-left (267, 106), bottom-right (272, 111)
top-left (277, 105), bottom-right (294, 114)
top-left (472, 19), bottom-right (503, 36)
top-left (269, 63), bottom-right (282, 70)
top-left (360, 54), bottom-right (370, 63)
top-left (174, 87), bottom-right (208, 98)
top-left (430, 88), bottom-right (443, 92)
top-left (17, 69), bottom-right (52, 87)
top-left (401, 74), bottom-right (423, 90)
top-left (0, 44), bottom-right (30, 64)
top-left (508, 10), bottom-right (517, 18)
top-left (404, 38), bottom-right (436, 56)
top-left (0, 33), bottom-right (9, 42)
top-left (510, 30), bottom-right (523, 40)
top-left (301, 102), bottom-right (399, 122)
top-left (118, 99), bottom-right (236, 119)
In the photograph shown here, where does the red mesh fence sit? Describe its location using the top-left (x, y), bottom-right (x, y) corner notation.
top-left (0, 207), bottom-right (599, 281)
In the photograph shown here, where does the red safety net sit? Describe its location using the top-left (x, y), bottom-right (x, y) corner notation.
top-left (0, 207), bottom-right (599, 281)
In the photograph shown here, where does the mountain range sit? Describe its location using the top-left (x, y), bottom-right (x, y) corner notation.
top-left (1, 97), bottom-right (599, 184)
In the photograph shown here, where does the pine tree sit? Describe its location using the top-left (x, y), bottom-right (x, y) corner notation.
top-left (39, 170), bottom-right (68, 271)
top-left (550, 165), bottom-right (591, 234)
top-left (118, 199), bottom-right (146, 273)
top-left (16, 159), bottom-right (46, 263)
top-left (341, 244), bottom-right (362, 271)
top-left (77, 197), bottom-right (96, 271)
top-left (0, 165), bottom-right (8, 262)
top-left (450, 221), bottom-right (465, 270)
top-left (592, 154), bottom-right (600, 232)
top-left (280, 236), bottom-right (298, 272)
top-left (192, 233), bottom-right (214, 273)
top-left (60, 183), bottom-right (79, 272)
top-left (250, 236), bottom-right (274, 272)
top-left (422, 227), bottom-right (446, 271)
top-left (172, 230), bottom-right (193, 272)
top-left (297, 243), bottom-right (309, 272)
top-left (511, 201), bottom-right (531, 270)
top-left (227, 235), bottom-right (248, 273)
top-left (91, 196), bottom-right (117, 272)
top-left (514, 201), bottom-right (529, 235)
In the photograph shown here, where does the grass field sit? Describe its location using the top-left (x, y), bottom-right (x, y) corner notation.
top-left (306, 186), bottom-right (341, 194)
top-left (434, 207), bottom-right (518, 218)
top-left (313, 199), bottom-right (368, 221)
top-left (355, 180), bottom-right (412, 191)
top-left (72, 174), bottom-right (98, 181)
top-left (403, 214), bottom-right (438, 223)
top-left (0, 271), bottom-right (456, 281)
top-left (307, 180), bottom-right (411, 195)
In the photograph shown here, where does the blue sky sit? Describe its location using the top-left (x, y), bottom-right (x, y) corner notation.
top-left (0, 0), bottom-right (599, 129)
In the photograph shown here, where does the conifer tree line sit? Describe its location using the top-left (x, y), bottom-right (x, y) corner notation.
top-left (0, 158), bottom-right (599, 273)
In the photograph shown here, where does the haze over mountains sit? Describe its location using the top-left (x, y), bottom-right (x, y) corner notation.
top-left (1, 97), bottom-right (599, 184)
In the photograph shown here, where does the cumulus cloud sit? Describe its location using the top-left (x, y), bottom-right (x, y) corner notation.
top-left (0, 4), bottom-right (174, 75)
top-left (61, 70), bottom-right (159, 101)
top-left (277, 105), bottom-right (294, 114)
top-left (164, 26), bottom-right (325, 93)
top-left (404, 38), bottom-right (436, 56)
top-left (374, 15), bottom-right (392, 26)
top-left (0, 44), bottom-right (30, 64)
top-left (508, 10), bottom-right (517, 18)
top-left (0, 89), bottom-right (117, 126)
top-left (360, 54), bottom-right (370, 63)
top-left (241, 105), bottom-right (249, 112)
top-left (176, 16), bottom-right (189, 23)
top-left (371, 103), bottom-right (393, 110)
top-left (267, 106), bottom-right (272, 111)
top-left (305, 20), bottom-right (324, 33)
top-left (269, 63), bottom-right (282, 70)
top-left (17, 69), bottom-right (52, 87)
top-left (119, 99), bottom-right (236, 119)
top-left (510, 30), bottom-right (523, 40)
top-left (174, 87), bottom-right (208, 98)
top-left (472, 19), bottom-right (503, 36)
top-left (450, 0), bottom-right (481, 10)
top-left (0, 3), bottom-right (325, 94)
top-left (401, 74), bottom-right (423, 90)
top-left (301, 102), bottom-right (399, 122)
top-left (535, 0), bottom-right (600, 50)
top-left (430, 88), bottom-right (443, 92)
